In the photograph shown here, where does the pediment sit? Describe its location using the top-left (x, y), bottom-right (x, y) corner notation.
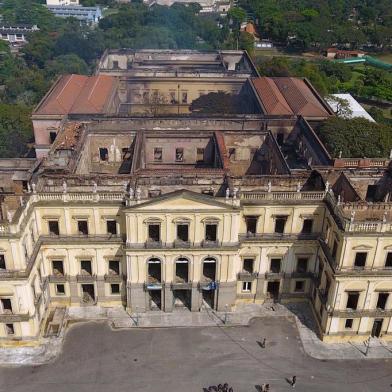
top-left (128, 190), bottom-right (235, 211)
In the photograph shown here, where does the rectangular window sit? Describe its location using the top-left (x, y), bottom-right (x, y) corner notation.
top-left (181, 91), bottom-right (188, 104)
top-left (332, 240), bottom-right (338, 260)
top-left (243, 258), bottom-right (254, 273)
top-left (295, 280), bottom-right (305, 292)
top-left (176, 224), bottom-right (189, 242)
top-left (345, 319), bottom-right (353, 329)
top-left (242, 281), bottom-right (252, 292)
top-left (81, 260), bottom-right (92, 275)
top-left (52, 260), bottom-right (64, 276)
top-left (354, 252), bottom-right (367, 269)
top-left (205, 224), bottom-right (217, 242)
top-left (5, 323), bottom-right (14, 335)
top-left (175, 148), bottom-right (184, 162)
top-left (296, 258), bottom-right (308, 273)
top-left (154, 147), bottom-right (162, 162)
top-left (1, 298), bottom-right (12, 313)
top-left (148, 224), bottom-right (160, 242)
top-left (49, 131), bottom-right (57, 143)
top-left (111, 284), bottom-right (120, 294)
top-left (245, 216), bottom-right (258, 235)
top-left (113, 60), bottom-right (119, 69)
top-left (106, 220), bottom-right (117, 235)
top-left (169, 90), bottom-right (177, 104)
top-left (385, 252), bottom-right (392, 268)
top-left (376, 293), bottom-right (389, 310)
top-left (109, 260), bottom-right (120, 275)
top-left (196, 148), bottom-right (204, 162)
top-left (48, 220), bottom-right (59, 236)
top-left (274, 216), bottom-right (287, 234)
top-left (99, 148), bottom-right (108, 161)
top-left (56, 284), bottom-right (65, 295)
top-left (301, 219), bottom-right (313, 234)
top-left (270, 258), bottom-right (281, 273)
top-left (346, 292), bottom-right (359, 310)
top-left (0, 254), bottom-right (5, 270)
top-left (77, 220), bottom-right (88, 235)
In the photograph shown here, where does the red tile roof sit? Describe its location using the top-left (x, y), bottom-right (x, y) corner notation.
top-left (251, 77), bottom-right (293, 115)
top-left (34, 74), bottom-right (116, 116)
top-left (251, 77), bottom-right (332, 118)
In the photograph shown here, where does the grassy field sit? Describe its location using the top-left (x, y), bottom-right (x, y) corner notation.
top-left (374, 53), bottom-right (392, 64)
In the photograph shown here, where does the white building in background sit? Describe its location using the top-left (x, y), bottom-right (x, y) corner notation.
top-left (46, 0), bottom-right (80, 5)
top-left (144, 0), bottom-right (232, 14)
top-left (327, 94), bottom-right (375, 122)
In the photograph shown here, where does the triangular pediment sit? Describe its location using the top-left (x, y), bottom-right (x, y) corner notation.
top-left (127, 190), bottom-right (236, 211)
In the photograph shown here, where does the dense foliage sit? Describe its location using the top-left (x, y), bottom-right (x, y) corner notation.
top-left (316, 117), bottom-right (392, 158)
top-left (238, 0), bottom-right (392, 51)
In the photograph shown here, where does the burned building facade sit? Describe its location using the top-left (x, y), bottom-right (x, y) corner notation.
top-left (1, 50), bottom-right (392, 343)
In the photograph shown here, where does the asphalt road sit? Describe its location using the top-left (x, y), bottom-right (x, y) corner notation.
top-left (0, 317), bottom-right (391, 392)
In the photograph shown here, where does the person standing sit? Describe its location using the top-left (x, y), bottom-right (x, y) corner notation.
top-left (291, 376), bottom-right (297, 388)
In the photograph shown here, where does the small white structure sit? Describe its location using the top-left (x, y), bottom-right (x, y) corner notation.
top-left (0, 25), bottom-right (39, 46)
top-left (326, 93), bottom-right (375, 122)
top-left (46, 0), bottom-right (79, 5)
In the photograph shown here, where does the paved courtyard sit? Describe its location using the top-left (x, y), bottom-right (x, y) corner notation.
top-left (0, 317), bottom-right (391, 392)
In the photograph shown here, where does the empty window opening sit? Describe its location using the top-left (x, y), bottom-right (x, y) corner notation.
top-left (270, 258), bottom-right (281, 273)
top-left (345, 319), bottom-right (353, 329)
top-left (111, 284), bottom-right (120, 294)
top-left (242, 281), bottom-right (252, 292)
top-left (0, 254), bottom-right (5, 270)
top-left (81, 260), bottom-right (92, 275)
top-left (5, 323), bottom-right (14, 335)
top-left (346, 292), bottom-right (359, 310)
top-left (99, 148), bottom-right (109, 161)
top-left (48, 220), bottom-right (59, 236)
top-left (245, 216), bottom-right (258, 235)
top-left (49, 131), bottom-right (57, 143)
top-left (106, 220), bottom-right (117, 235)
top-left (154, 147), bottom-right (162, 162)
top-left (181, 91), bottom-right (188, 104)
top-left (274, 216), bottom-right (287, 234)
top-left (176, 224), bottom-right (189, 242)
top-left (1, 298), bottom-right (12, 313)
top-left (365, 185), bottom-right (378, 202)
top-left (175, 148), bottom-right (184, 162)
top-left (203, 258), bottom-right (216, 281)
top-left (175, 258), bottom-right (189, 283)
top-left (196, 148), bottom-right (204, 162)
top-left (301, 219), bottom-right (313, 234)
top-left (295, 280), bottom-right (305, 292)
top-left (77, 220), bottom-right (88, 235)
top-left (169, 91), bottom-right (177, 104)
top-left (354, 252), bottom-right (367, 268)
top-left (81, 284), bottom-right (95, 303)
top-left (267, 281), bottom-right (280, 299)
top-left (52, 260), bottom-right (64, 276)
top-left (332, 240), bottom-right (338, 260)
top-left (109, 260), bottom-right (120, 275)
top-left (56, 284), bottom-right (65, 295)
top-left (148, 259), bottom-right (161, 283)
top-left (243, 258), bottom-right (254, 273)
top-left (149, 290), bottom-right (162, 310)
top-left (385, 252), bottom-right (392, 268)
top-left (148, 224), bottom-right (160, 242)
top-left (112, 60), bottom-right (119, 69)
top-left (205, 224), bottom-right (217, 242)
top-left (377, 293), bottom-right (389, 310)
top-left (297, 258), bottom-right (308, 273)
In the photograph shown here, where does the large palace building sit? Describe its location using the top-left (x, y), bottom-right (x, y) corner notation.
top-left (0, 49), bottom-right (392, 343)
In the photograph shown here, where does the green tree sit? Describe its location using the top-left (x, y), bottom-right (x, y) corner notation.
top-left (45, 54), bottom-right (89, 77)
top-left (317, 117), bottom-right (392, 158)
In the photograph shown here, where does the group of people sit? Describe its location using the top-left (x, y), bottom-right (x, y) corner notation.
top-left (204, 383), bottom-right (233, 392)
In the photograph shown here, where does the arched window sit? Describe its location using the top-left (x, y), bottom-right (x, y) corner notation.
top-left (175, 257), bottom-right (189, 283)
top-left (147, 257), bottom-right (161, 283)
